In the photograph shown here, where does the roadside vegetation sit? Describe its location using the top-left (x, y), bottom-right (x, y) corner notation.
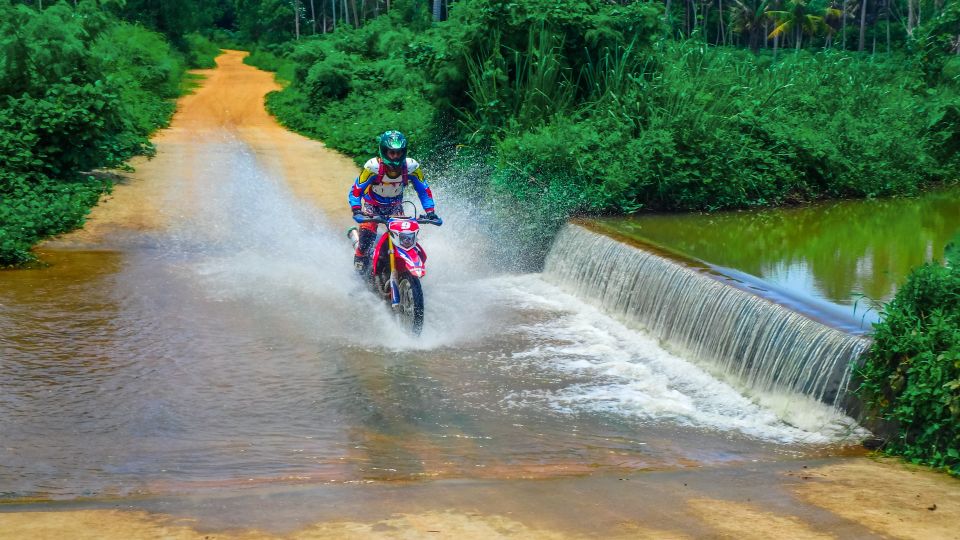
top-left (857, 234), bottom-right (960, 477)
top-left (0, 0), bottom-right (220, 266)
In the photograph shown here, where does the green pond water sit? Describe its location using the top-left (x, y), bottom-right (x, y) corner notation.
top-left (592, 187), bottom-right (960, 325)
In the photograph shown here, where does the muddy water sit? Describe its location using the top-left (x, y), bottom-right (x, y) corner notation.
top-left (0, 52), bottom-right (874, 535)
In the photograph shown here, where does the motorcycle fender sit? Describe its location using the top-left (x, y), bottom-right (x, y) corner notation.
top-left (395, 245), bottom-right (426, 278)
top-left (370, 233), bottom-right (390, 276)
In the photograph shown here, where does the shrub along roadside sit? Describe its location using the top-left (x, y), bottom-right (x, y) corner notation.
top-left (856, 234), bottom-right (960, 477)
top-left (0, 2), bottom-right (216, 266)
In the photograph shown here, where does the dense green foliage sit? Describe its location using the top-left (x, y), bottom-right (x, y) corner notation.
top-left (856, 236), bottom-right (960, 476)
top-left (0, 1), bottom-right (199, 265)
top-left (249, 0), bottom-right (959, 221)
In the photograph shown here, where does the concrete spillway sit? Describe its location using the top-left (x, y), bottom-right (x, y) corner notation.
top-left (543, 223), bottom-right (871, 412)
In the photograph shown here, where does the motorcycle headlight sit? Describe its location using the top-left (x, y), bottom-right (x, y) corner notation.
top-left (397, 231), bottom-right (417, 249)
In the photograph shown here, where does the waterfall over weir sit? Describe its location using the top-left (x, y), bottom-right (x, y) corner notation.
top-left (543, 224), bottom-right (871, 411)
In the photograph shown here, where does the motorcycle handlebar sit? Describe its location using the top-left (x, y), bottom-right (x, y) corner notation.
top-left (353, 214), bottom-right (388, 224)
top-left (353, 214), bottom-right (441, 226)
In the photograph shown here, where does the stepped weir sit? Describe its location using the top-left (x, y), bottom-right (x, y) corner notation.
top-left (543, 223), bottom-right (871, 411)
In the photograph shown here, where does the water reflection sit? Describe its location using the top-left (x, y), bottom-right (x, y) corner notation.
top-left (595, 187), bottom-right (960, 310)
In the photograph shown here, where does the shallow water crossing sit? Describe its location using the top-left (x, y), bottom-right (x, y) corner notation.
top-left (0, 62), bottom-right (864, 505)
top-left (6, 52), bottom-right (950, 540)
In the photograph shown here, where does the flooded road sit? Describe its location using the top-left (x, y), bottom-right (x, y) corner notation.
top-left (0, 158), bottom-right (845, 498)
top-left (2, 52), bottom-right (958, 539)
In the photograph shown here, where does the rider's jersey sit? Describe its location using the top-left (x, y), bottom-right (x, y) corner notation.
top-left (348, 157), bottom-right (436, 213)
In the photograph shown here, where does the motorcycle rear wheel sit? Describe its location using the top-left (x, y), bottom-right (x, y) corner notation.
top-left (397, 275), bottom-right (424, 335)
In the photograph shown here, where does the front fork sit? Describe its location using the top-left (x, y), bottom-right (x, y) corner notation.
top-left (387, 235), bottom-right (400, 307)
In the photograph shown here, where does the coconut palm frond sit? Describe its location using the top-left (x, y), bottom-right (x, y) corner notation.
top-left (768, 20), bottom-right (793, 39)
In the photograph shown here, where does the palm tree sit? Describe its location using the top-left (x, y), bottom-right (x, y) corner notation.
top-left (730, 0), bottom-right (771, 52)
top-left (768, 0), bottom-right (837, 50)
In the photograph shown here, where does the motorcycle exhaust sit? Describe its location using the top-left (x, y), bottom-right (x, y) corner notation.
top-left (346, 227), bottom-right (360, 251)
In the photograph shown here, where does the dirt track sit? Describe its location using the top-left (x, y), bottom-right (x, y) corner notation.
top-left (9, 50), bottom-right (960, 539)
top-left (48, 49), bottom-right (355, 248)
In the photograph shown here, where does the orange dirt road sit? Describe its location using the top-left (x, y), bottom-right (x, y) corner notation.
top-left (14, 51), bottom-right (960, 540)
top-left (48, 50), bottom-right (355, 249)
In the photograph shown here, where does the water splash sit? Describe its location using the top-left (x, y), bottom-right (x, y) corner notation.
top-left (147, 138), bottom-right (503, 350)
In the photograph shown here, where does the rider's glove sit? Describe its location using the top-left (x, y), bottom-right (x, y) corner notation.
top-left (352, 207), bottom-right (366, 223)
top-left (424, 211), bottom-right (442, 225)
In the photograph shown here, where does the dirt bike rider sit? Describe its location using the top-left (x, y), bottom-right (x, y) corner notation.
top-left (349, 130), bottom-right (442, 271)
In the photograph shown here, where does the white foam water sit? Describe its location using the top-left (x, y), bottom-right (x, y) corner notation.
top-left (491, 275), bottom-right (867, 444)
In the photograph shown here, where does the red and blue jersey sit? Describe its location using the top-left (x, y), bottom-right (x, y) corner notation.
top-left (349, 157), bottom-right (435, 213)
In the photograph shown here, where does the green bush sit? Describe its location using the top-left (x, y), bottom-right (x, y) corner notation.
top-left (0, 172), bottom-right (107, 266)
top-left (244, 44), bottom-right (296, 82)
top-left (184, 32), bottom-right (222, 68)
top-left (304, 54), bottom-right (356, 104)
top-left (0, 1), bottom-right (187, 266)
top-left (856, 237), bottom-right (960, 476)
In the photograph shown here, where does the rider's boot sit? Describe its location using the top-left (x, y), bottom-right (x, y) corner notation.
top-left (354, 228), bottom-right (377, 274)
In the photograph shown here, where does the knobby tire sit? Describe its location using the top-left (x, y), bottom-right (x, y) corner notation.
top-left (398, 275), bottom-right (424, 336)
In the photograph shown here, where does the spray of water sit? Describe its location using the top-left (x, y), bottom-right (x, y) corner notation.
top-left (138, 137), bottom-right (866, 443)
top-left (144, 137), bottom-right (508, 350)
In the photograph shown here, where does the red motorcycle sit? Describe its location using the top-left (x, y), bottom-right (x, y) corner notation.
top-left (348, 212), bottom-right (441, 335)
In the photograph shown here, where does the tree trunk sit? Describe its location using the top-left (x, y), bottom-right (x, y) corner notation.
top-left (858, 0), bottom-right (867, 52)
top-left (310, 0), bottom-right (317, 34)
top-left (294, 0), bottom-right (300, 40)
top-left (886, 1), bottom-right (891, 53)
top-left (351, 0), bottom-right (359, 27)
top-left (331, 0), bottom-right (336, 31)
top-left (703, 2), bottom-right (709, 41)
top-left (665, 0), bottom-right (672, 27)
top-left (432, 0), bottom-right (442, 21)
top-left (908, 0), bottom-right (915, 36)
top-left (841, 0), bottom-right (847, 48)
top-left (717, 0), bottom-right (725, 45)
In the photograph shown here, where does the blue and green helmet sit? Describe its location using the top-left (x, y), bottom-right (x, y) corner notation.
top-left (378, 130), bottom-right (408, 167)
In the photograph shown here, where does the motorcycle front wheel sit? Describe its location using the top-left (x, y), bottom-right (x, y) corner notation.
top-left (397, 275), bottom-right (424, 336)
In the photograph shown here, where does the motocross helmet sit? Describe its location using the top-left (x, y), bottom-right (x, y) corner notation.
top-left (378, 130), bottom-right (408, 168)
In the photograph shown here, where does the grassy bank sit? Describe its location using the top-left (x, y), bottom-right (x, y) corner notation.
top-left (856, 235), bottom-right (960, 477)
top-left (0, 2), bottom-right (220, 266)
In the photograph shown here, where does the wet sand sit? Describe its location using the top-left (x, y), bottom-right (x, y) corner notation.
top-left (8, 51), bottom-right (959, 539)
top-left (3, 457), bottom-right (959, 539)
